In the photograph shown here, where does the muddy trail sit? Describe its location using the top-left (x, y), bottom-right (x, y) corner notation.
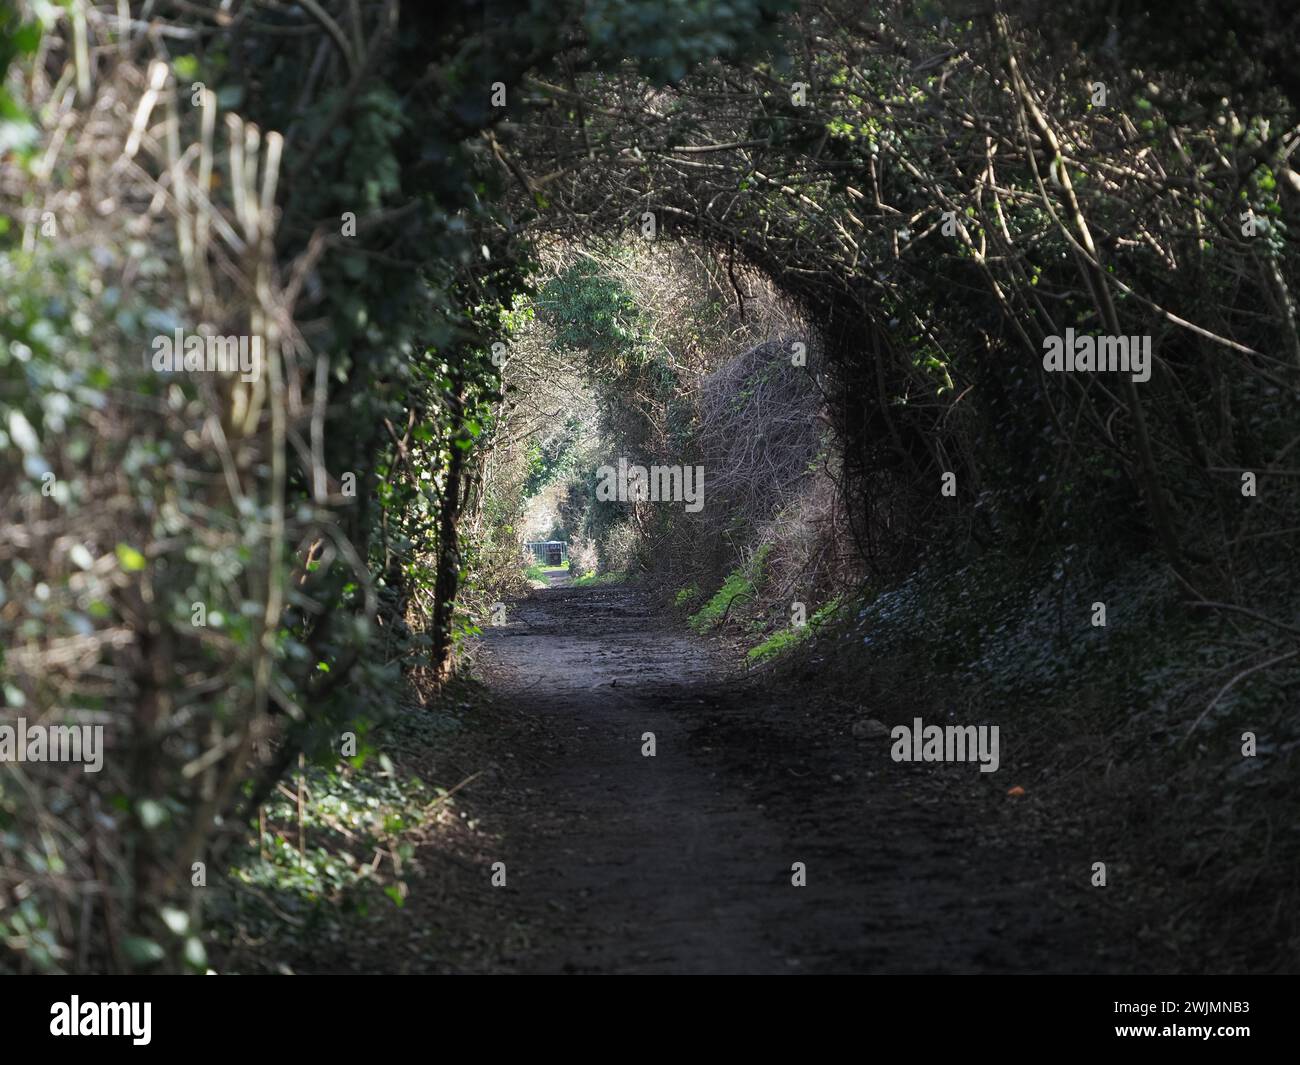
top-left (452, 580), bottom-right (1138, 975)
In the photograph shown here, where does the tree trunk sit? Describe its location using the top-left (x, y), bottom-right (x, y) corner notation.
top-left (430, 371), bottom-right (469, 679)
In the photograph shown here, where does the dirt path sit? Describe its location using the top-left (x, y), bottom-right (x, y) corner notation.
top-left (469, 582), bottom-right (1132, 974)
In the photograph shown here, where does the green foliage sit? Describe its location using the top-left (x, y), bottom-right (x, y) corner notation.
top-left (688, 545), bottom-right (771, 633)
top-left (9, 0), bottom-right (1300, 977)
top-left (745, 597), bottom-right (841, 664)
top-left (523, 415), bottom-right (586, 498)
top-left (214, 744), bottom-right (443, 968)
top-left (744, 625), bottom-right (802, 664)
top-left (0, 1), bottom-right (39, 158)
top-left (538, 260), bottom-right (651, 371)
top-left (570, 570), bottom-right (627, 587)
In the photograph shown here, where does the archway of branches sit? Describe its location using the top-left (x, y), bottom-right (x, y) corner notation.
top-left (6, 0), bottom-right (1300, 976)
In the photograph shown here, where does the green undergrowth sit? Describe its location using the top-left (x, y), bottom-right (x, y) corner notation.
top-left (746, 597), bottom-right (843, 664)
top-left (687, 544), bottom-right (771, 633)
top-left (675, 583), bottom-right (702, 606)
top-left (208, 693), bottom-right (476, 972)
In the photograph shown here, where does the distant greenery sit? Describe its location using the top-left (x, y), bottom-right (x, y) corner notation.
top-left (523, 415), bottom-right (586, 498)
top-left (539, 259), bottom-right (653, 371)
top-left (571, 571), bottom-right (627, 588)
top-left (524, 558), bottom-right (570, 580)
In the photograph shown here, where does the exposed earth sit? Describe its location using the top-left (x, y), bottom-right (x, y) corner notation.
top-left (229, 577), bottom-right (1157, 974)
top-left (424, 579), bottom-right (1141, 974)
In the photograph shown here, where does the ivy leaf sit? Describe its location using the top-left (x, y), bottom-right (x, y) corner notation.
top-left (123, 936), bottom-right (165, 967)
top-left (115, 544), bottom-right (147, 572)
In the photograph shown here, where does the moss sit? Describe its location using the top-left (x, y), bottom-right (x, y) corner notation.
top-left (746, 597), bottom-right (842, 664)
top-left (687, 544), bottom-right (772, 634)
